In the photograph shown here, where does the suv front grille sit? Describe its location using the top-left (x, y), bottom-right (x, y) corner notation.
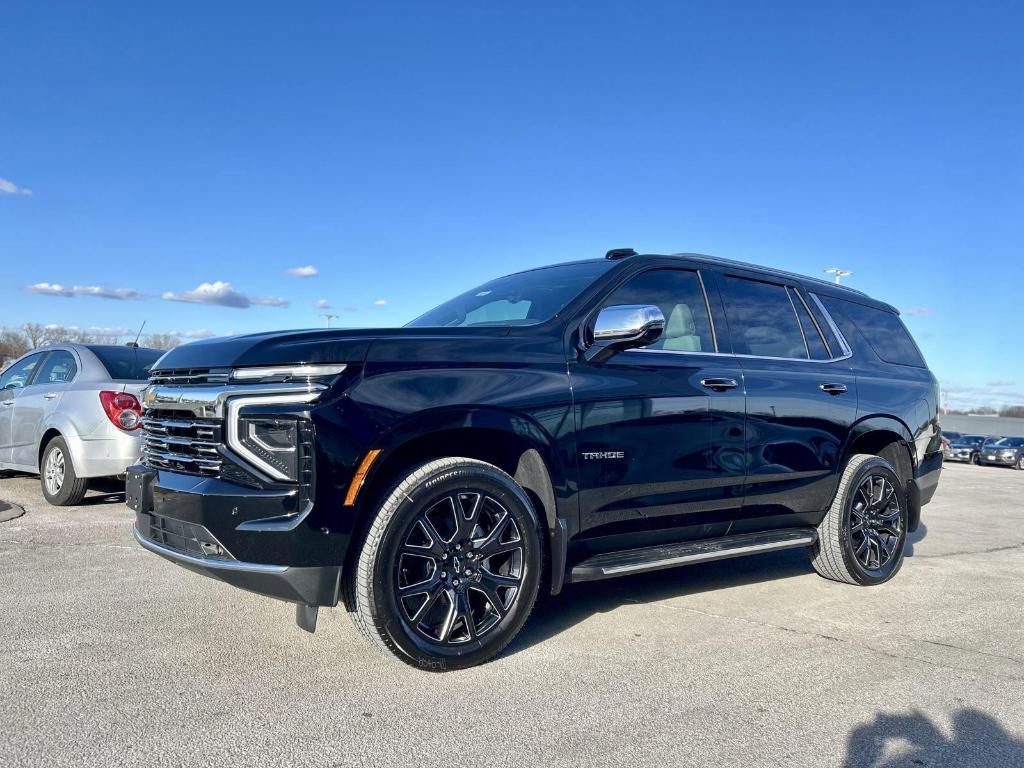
top-left (149, 367), bottom-right (231, 386)
top-left (141, 412), bottom-right (224, 477)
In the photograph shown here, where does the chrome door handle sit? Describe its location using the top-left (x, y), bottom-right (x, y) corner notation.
top-left (700, 377), bottom-right (739, 392)
top-left (1, 400), bottom-right (12, 407)
top-left (44, 392), bottom-right (59, 400)
top-left (820, 383), bottom-right (848, 395)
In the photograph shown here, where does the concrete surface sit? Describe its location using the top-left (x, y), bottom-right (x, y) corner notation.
top-left (0, 462), bottom-right (1022, 767)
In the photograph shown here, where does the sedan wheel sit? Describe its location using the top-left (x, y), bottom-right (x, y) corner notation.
top-left (43, 446), bottom-right (66, 497)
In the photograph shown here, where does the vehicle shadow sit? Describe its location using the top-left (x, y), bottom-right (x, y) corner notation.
top-left (509, 547), bottom-right (814, 656)
top-left (904, 521), bottom-right (927, 557)
top-left (82, 477), bottom-right (127, 505)
top-left (843, 707), bottom-right (1024, 767)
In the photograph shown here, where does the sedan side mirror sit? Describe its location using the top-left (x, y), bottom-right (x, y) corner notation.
top-left (583, 304), bottom-right (666, 363)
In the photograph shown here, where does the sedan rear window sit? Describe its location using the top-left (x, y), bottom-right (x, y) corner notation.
top-left (88, 345), bottom-right (163, 380)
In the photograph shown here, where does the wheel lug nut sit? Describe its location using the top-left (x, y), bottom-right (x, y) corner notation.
top-left (440, 571), bottom-right (447, 579)
top-left (464, 568), bottom-right (472, 575)
top-left (453, 579), bottom-right (460, 586)
top-left (455, 544), bottom-right (462, 551)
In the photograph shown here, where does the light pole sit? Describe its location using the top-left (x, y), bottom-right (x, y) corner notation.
top-left (320, 313), bottom-right (338, 328)
top-left (824, 267), bottom-right (853, 284)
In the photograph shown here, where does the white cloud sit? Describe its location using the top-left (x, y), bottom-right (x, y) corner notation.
top-left (162, 281), bottom-right (289, 309)
top-left (942, 383), bottom-right (1024, 410)
top-left (287, 265), bottom-right (319, 278)
top-left (0, 177), bottom-right (32, 196)
top-left (313, 299), bottom-right (332, 309)
top-left (373, 299), bottom-right (388, 307)
top-left (184, 329), bottom-right (215, 339)
top-left (25, 282), bottom-right (145, 300)
top-left (901, 307), bottom-right (931, 317)
top-left (27, 282), bottom-right (73, 297)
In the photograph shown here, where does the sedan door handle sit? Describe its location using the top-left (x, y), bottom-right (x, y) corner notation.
top-left (820, 383), bottom-right (848, 395)
top-left (44, 392), bottom-right (59, 400)
top-left (700, 377), bottom-right (739, 392)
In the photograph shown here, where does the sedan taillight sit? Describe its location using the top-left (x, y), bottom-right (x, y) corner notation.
top-left (99, 391), bottom-right (142, 431)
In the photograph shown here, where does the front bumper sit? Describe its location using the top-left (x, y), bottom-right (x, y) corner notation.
top-left (132, 521), bottom-right (341, 605)
top-left (127, 464), bottom-right (344, 606)
top-left (979, 454), bottom-right (1016, 466)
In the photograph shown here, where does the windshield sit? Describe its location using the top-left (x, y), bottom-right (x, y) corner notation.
top-left (992, 437), bottom-right (1024, 447)
top-left (957, 436), bottom-right (985, 445)
top-left (407, 261), bottom-right (612, 328)
top-left (88, 345), bottom-right (163, 380)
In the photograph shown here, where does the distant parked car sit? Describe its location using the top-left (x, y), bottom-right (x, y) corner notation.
top-left (941, 430), bottom-right (962, 443)
top-left (946, 434), bottom-right (993, 464)
top-left (978, 437), bottom-right (1024, 469)
top-left (0, 344), bottom-right (163, 505)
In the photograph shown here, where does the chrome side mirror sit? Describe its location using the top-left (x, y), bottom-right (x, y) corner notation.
top-left (584, 304), bottom-right (665, 362)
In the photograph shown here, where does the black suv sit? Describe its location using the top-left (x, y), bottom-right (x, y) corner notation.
top-left (128, 251), bottom-right (942, 670)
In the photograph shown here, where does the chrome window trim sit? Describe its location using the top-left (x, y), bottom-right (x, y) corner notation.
top-left (791, 289), bottom-right (834, 359)
top-left (133, 524), bottom-right (289, 574)
top-left (809, 292), bottom-right (854, 359)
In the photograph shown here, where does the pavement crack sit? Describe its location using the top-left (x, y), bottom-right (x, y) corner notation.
top-left (913, 542), bottom-right (1024, 558)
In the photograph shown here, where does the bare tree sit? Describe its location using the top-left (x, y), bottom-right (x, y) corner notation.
top-left (21, 323), bottom-right (48, 349)
top-left (1, 328), bottom-right (30, 367)
top-left (144, 333), bottom-right (180, 350)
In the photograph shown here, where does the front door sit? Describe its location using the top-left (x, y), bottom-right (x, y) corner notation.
top-left (713, 272), bottom-right (858, 525)
top-left (569, 266), bottom-right (747, 542)
top-left (0, 352), bottom-right (47, 465)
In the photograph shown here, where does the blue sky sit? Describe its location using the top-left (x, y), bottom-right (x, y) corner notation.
top-left (1, 2), bottom-right (1021, 408)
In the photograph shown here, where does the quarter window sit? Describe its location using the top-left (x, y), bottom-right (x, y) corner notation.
top-left (720, 276), bottom-right (808, 359)
top-left (600, 269), bottom-right (715, 353)
top-left (788, 289), bottom-right (831, 360)
top-left (819, 296), bottom-right (926, 368)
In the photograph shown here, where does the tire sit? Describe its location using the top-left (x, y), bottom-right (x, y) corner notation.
top-left (343, 457), bottom-right (543, 671)
top-left (811, 453), bottom-right (907, 586)
top-left (1016, 456), bottom-right (1024, 471)
top-left (970, 452), bottom-right (980, 465)
top-left (40, 437), bottom-right (89, 507)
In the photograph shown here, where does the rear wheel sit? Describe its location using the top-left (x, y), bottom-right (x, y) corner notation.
top-left (40, 437), bottom-right (89, 507)
top-left (970, 452), bottom-right (980, 465)
top-left (812, 453), bottom-right (907, 586)
top-left (344, 457), bottom-right (543, 671)
top-left (1016, 456), bottom-right (1024, 471)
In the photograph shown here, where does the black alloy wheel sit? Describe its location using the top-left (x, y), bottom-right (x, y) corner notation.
top-left (848, 473), bottom-right (903, 571)
top-left (395, 491), bottom-right (524, 645)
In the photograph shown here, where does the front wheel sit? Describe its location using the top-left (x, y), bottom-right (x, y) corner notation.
top-left (40, 436), bottom-right (89, 506)
top-left (1016, 455), bottom-right (1024, 471)
top-left (970, 452), bottom-right (980, 465)
top-left (344, 457), bottom-right (543, 671)
top-left (811, 453), bottom-right (907, 586)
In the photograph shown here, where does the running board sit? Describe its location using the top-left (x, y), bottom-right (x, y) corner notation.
top-left (568, 528), bottom-right (818, 583)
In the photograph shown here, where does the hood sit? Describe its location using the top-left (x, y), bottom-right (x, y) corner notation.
top-left (151, 326), bottom-right (511, 370)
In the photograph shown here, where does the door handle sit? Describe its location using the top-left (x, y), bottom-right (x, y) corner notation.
top-left (700, 377), bottom-right (739, 392)
top-left (44, 392), bottom-right (59, 400)
top-left (1, 400), bottom-right (12, 407)
top-left (820, 383), bottom-right (848, 395)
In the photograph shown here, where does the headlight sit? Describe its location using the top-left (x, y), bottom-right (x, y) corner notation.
top-left (239, 416), bottom-right (299, 481)
top-left (1001, 450), bottom-right (1015, 457)
top-left (230, 364), bottom-right (346, 385)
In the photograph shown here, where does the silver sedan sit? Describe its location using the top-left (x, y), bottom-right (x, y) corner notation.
top-left (0, 344), bottom-right (164, 505)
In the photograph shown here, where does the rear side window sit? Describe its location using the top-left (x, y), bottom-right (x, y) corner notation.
top-left (788, 289), bottom-right (831, 360)
top-left (720, 276), bottom-right (808, 359)
top-left (819, 296), bottom-right (926, 368)
top-left (36, 351), bottom-right (78, 383)
top-left (88, 346), bottom-right (163, 380)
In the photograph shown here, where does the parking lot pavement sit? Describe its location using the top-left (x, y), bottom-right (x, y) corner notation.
top-left (1, 463), bottom-right (1022, 768)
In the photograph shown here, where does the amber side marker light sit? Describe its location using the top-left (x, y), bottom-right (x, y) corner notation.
top-left (344, 449), bottom-right (382, 506)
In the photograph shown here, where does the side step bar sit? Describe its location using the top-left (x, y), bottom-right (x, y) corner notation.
top-left (568, 528), bottom-right (818, 583)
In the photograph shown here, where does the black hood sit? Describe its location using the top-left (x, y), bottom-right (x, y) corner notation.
top-left (152, 326), bottom-right (511, 370)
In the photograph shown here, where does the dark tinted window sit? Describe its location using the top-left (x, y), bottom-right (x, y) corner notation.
top-left (601, 269), bottom-right (715, 352)
top-left (0, 352), bottom-right (45, 390)
top-left (993, 437), bottom-right (1024, 448)
top-left (408, 261), bottom-right (612, 328)
top-left (88, 346), bottom-right (163, 380)
top-left (720, 276), bottom-right (807, 358)
top-left (820, 297), bottom-right (926, 367)
top-left (36, 350), bottom-right (78, 383)
top-left (789, 289), bottom-right (830, 360)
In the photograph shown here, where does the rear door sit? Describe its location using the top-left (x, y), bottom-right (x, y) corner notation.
top-left (0, 352), bottom-right (47, 464)
top-left (10, 350), bottom-right (79, 468)
top-left (712, 271), bottom-right (858, 524)
top-left (569, 264), bottom-right (747, 541)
